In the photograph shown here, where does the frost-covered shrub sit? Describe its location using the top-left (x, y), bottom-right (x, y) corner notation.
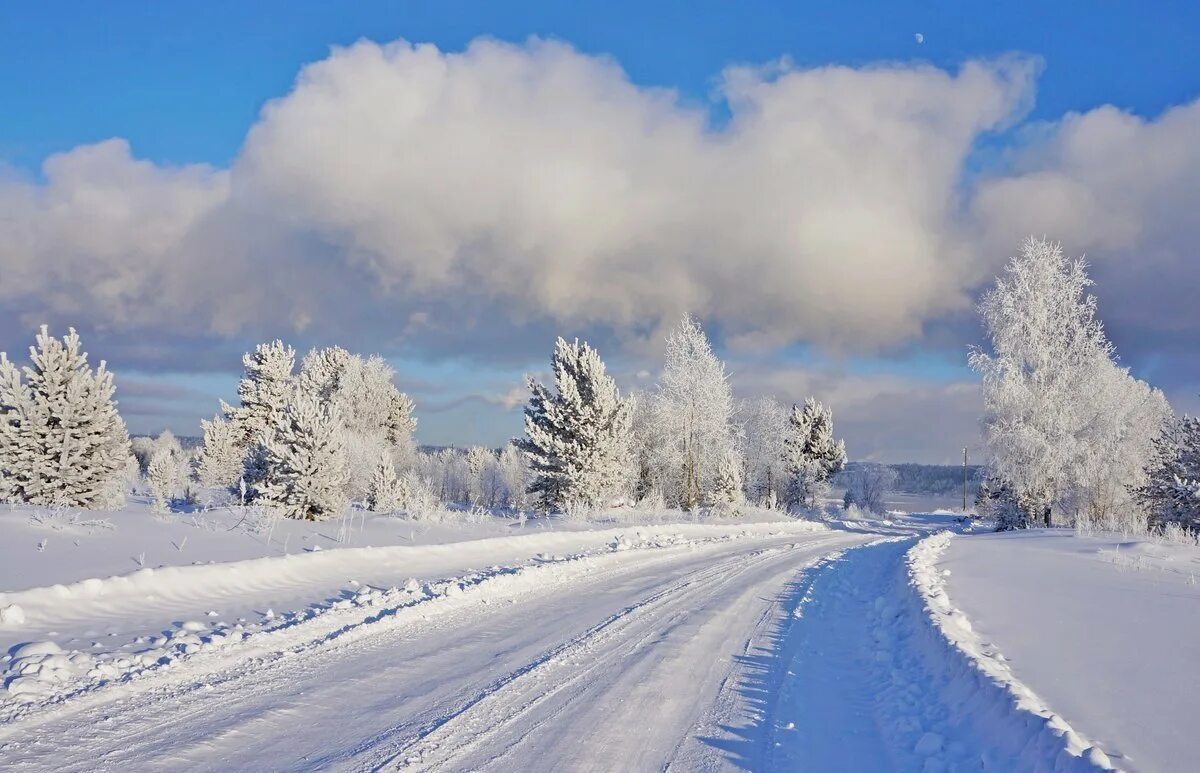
top-left (841, 463), bottom-right (897, 515)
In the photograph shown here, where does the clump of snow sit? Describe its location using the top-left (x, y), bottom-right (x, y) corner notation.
top-left (0, 605), bottom-right (25, 626)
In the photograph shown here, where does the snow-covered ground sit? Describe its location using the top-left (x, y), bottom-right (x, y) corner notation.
top-left (0, 503), bottom-right (1193, 770)
top-left (939, 528), bottom-right (1200, 772)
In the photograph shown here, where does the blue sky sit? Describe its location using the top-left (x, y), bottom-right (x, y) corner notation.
top-left (2, 2), bottom-right (1198, 461)
top-left (4, 1), bottom-right (1197, 170)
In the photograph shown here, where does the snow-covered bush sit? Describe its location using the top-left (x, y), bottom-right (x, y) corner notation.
top-left (518, 337), bottom-right (633, 511)
top-left (784, 398), bottom-right (847, 509)
top-left (645, 315), bottom-right (740, 510)
top-left (841, 463), bottom-right (898, 515)
top-left (253, 389), bottom-right (350, 520)
top-left (971, 237), bottom-right (1171, 530)
top-left (974, 476), bottom-right (1028, 530)
top-left (0, 326), bottom-right (131, 508)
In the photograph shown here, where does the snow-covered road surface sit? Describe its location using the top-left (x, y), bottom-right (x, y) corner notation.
top-left (1, 521), bottom-right (1132, 771)
top-left (1, 529), bottom-right (874, 770)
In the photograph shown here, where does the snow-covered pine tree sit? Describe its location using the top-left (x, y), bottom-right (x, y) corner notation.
top-left (146, 447), bottom-right (178, 512)
top-left (254, 388), bottom-right (350, 520)
top-left (1138, 414), bottom-right (1200, 533)
top-left (385, 391), bottom-right (417, 446)
top-left (0, 327), bottom-right (131, 508)
top-left (648, 315), bottom-right (740, 510)
top-left (783, 397), bottom-right (847, 509)
top-left (975, 475), bottom-right (1030, 530)
top-left (230, 340), bottom-right (296, 445)
top-left (195, 414), bottom-right (243, 487)
top-left (298, 345), bottom-right (351, 404)
top-left (518, 337), bottom-right (633, 511)
top-left (366, 452), bottom-right (403, 513)
top-left (710, 452), bottom-right (745, 513)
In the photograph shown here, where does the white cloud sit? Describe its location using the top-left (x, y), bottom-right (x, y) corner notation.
top-left (970, 100), bottom-right (1200, 373)
top-left (0, 38), bottom-right (1039, 362)
top-left (2, 34), bottom-right (1198, 442)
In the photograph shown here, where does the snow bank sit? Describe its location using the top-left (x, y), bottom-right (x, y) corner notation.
top-left (905, 532), bottom-right (1115, 771)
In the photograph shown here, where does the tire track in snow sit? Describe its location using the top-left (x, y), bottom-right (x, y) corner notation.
top-left (358, 539), bottom-right (847, 770)
top-left (0, 530), bottom-right (861, 771)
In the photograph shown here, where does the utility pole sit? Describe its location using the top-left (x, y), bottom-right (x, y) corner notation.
top-left (962, 446), bottom-right (968, 513)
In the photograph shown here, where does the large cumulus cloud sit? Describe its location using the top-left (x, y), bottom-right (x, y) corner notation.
top-left (0, 37), bottom-right (1040, 362)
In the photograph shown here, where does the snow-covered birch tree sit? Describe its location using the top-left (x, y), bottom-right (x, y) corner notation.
top-left (518, 337), bottom-right (633, 511)
top-left (970, 237), bottom-right (1170, 529)
top-left (0, 326), bottom-right (131, 508)
top-left (648, 315), bottom-right (739, 510)
top-left (742, 396), bottom-right (789, 508)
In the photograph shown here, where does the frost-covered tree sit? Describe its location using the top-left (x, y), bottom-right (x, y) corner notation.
top-left (742, 396), bottom-right (789, 507)
top-left (385, 391), bottom-right (417, 447)
top-left (970, 238), bottom-right (1170, 529)
top-left (783, 398), bottom-right (847, 509)
top-left (0, 327), bottom-right (131, 508)
top-left (366, 453), bottom-right (403, 513)
top-left (1138, 414), bottom-right (1200, 533)
top-left (648, 315), bottom-right (740, 510)
top-left (195, 414), bottom-right (243, 487)
top-left (497, 443), bottom-right (529, 509)
top-left (253, 389), bottom-right (350, 520)
top-left (227, 340), bottom-right (296, 450)
top-left (841, 463), bottom-right (898, 515)
top-left (298, 347), bottom-right (418, 496)
top-left (465, 446), bottom-right (492, 506)
top-left (518, 338), bottom-right (633, 511)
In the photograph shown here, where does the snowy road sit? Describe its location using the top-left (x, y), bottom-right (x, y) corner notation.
top-left (1, 529), bottom-right (876, 770)
top-left (2, 522), bottom-right (1114, 772)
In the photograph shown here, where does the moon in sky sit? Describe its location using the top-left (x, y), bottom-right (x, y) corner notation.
top-left (915, 32), bottom-right (925, 44)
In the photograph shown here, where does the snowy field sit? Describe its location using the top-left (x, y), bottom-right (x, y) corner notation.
top-left (3, 502), bottom-right (1187, 770)
top-left (939, 529), bottom-right (1200, 772)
